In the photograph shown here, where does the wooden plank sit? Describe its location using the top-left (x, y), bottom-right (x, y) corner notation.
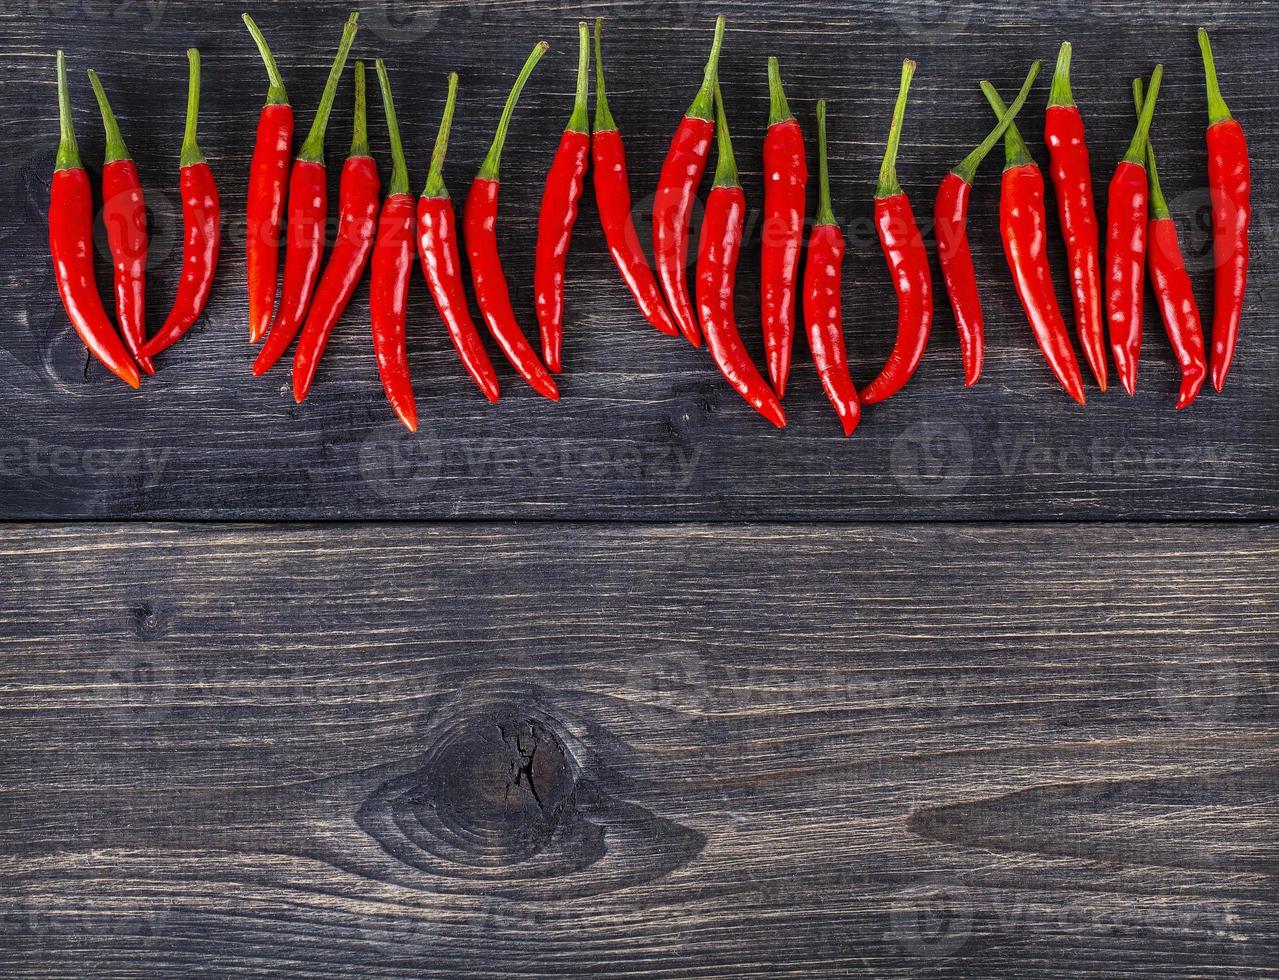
top-left (0, 522), bottom-right (1274, 976)
top-left (0, 0), bottom-right (1275, 520)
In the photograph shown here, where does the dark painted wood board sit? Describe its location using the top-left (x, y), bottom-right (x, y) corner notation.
top-left (1, 0), bottom-right (1276, 520)
top-left (0, 523), bottom-right (1275, 976)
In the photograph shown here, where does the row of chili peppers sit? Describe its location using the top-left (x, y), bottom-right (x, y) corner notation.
top-left (48, 16), bottom-right (1250, 433)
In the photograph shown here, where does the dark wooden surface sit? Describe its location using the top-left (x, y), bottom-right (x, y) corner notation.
top-left (3, 2), bottom-right (1278, 976)
top-left (0, 523), bottom-right (1275, 976)
top-left (0, 0), bottom-right (1274, 519)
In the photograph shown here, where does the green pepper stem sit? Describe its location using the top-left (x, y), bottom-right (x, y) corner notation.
top-left (1132, 78), bottom-right (1170, 221)
top-left (593, 18), bottom-right (616, 133)
top-left (685, 15), bottom-right (725, 122)
top-left (1122, 63), bottom-right (1162, 164)
top-left (375, 59), bottom-right (409, 196)
top-left (768, 56), bottom-right (793, 125)
top-left (565, 21), bottom-right (590, 134)
top-left (1048, 41), bottom-right (1074, 108)
top-left (1198, 28), bottom-right (1233, 126)
top-left (477, 41), bottom-right (548, 183)
top-left (179, 48), bottom-right (205, 168)
top-left (979, 82), bottom-right (1034, 170)
top-left (55, 51), bottom-right (82, 171)
top-left (350, 61), bottom-right (368, 158)
top-left (875, 59), bottom-right (915, 200)
top-left (87, 69), bottom-right (131, 164)
top-left (952, 60), bottom-right (1040, 184)
top-left (297, 12), bottom-right (359, 164)
top-left (422, 72), bottom-right (458, 200)
top-left (711, 82), bottom-right (739, 189)
top-left (814, 99), bottom-right (836, 228)
top-left (242, 13), bottom-right (288, 106)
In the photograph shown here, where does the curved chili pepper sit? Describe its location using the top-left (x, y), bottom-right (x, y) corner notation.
top-left (653, 15), bottom-right (725, 348)
top-left (760, 56), bottom-right (806, 398)
top-left (934, 61), bottom-right (1040, 388)
top-left (981, 82), bottom-right (1085, 405)
top-left (695, 86), bottom-right (786, 430)
top-left (463, 42), bottom-right (559, 402)
top-left (291, 62), bottom-right (380, 402)
top-left (242, 14), bottom-right (293, 345)
top-left (252, 13), bottom-right (359, 376)
top-left (1044, 43), bottom-right (1107, 391)
top-left (48, 52), bottom-right (139, 389)
top-left (1198, 29), bottom-right (1251, 392)
top-left (1133, 79), bottom-right (1206, 410)
top-left (141, 49), bottom-right (220, 360)
top-left (803, 100), bottom-right (858, 437)
top-left (1104, 64), bottom-right (1163, 396)
top-left (417, 73), bottom-right (501, 404)
top-left (535, 22), bottom-right (591, 374)
top-left (86, 69), bottom-right (152, 375)
top-left (370, 60), bottom-right (419, 431)
top-left (591, 18), bottom-right (678, 340)
top-left (861, 60), bottom-right (933, 407)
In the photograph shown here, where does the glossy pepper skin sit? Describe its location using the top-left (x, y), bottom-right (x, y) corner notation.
top-left (591, 19), bottom-right (678, 340)
top-left (760, 57), bottom-right (806, 398)
top-left (1044, 43), bottom-right (1107, 391)
top-left (417, 73), bottom-right (500, 404)
top-left (253, 13), bottom-right (359, 375)
top-left (142, 49), bottom-right (221, 360)
top-left (1199, 29), bottom-right (1251, 392)
top-left (534, 22), bottom-right (591, 374)
top-left (696, 86), bottom-right (786, 429)
top-left (370, 60), bottom-right (418, 432)
top-left (1134, 79), bottom-right (1206, 410)
top-left (1104, 65), bottom-right (1163, 396)
top-left (803, 100), bottom-right (859, 436)
top-left (291, 63), bottom-right (380, 402)
top-left (653, 16), bottom-right (725, 348)
top-left (934, 61), bottom-right (1041, 387)
top-left (242, 14), bottom-right (293, 344)
top-left (463, 42), bottom-right (559, 402)
top-left (861, 60), bottom-right (933, 407)
top-left (48, 52), bottom-right (140, 389)
top-left (981, 82), bottom-right (1085, 405)
top-left (86, 69), bottom-right (152, 375)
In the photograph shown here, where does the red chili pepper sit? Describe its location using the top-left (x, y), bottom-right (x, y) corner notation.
top-left (534, 22), bottom-right (591, 374)
top-left (1104, 64), bottom-right (1163, 396)
top-left (417, 73), bottom-right (501, 404)
top-left (463, 42), bottom-right (559, 402)
top-left (1044, 43), bottom-right (1108, 392)
top-left (653, 15), bottom-right (725, 348)
top-left (760, 56), bottom-right (806, 399)
top-left (252, 13), bottom-right (360, 376)
top-left (291, 62), bottom-right (380, 402)
top-left (861, 60), bottom-right (933, 406)
top-left (86, 69), bottom-right (153, 375)
top-left (141, 49), bottom-right (221, 360)
top-left (981, 81), bottom-right (1086, 405)
top-left (934, 60), bottom-right (1040, 388)
top-left (1133, 78), bottom-right (1206, 410)
top-left (370, 60), bottom-right (419, 431)
top-left (591, 18), bottom-right (678, 340)
top-left (802, 100), bottom-right (858, 437)
top-left (47, 51), bottom-right (139, 389)
top-left (1198, 29), bottom-right (1251, 392)
top-left (695, 86), bottom-right (786, 429)
top-left (242, 14), bottom-right (293, 345)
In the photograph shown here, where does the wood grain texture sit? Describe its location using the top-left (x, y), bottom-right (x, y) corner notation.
top-left (0, 522), bottom-right (1275, 976)
top-left (0, 0), bottom-right (1275, 520)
